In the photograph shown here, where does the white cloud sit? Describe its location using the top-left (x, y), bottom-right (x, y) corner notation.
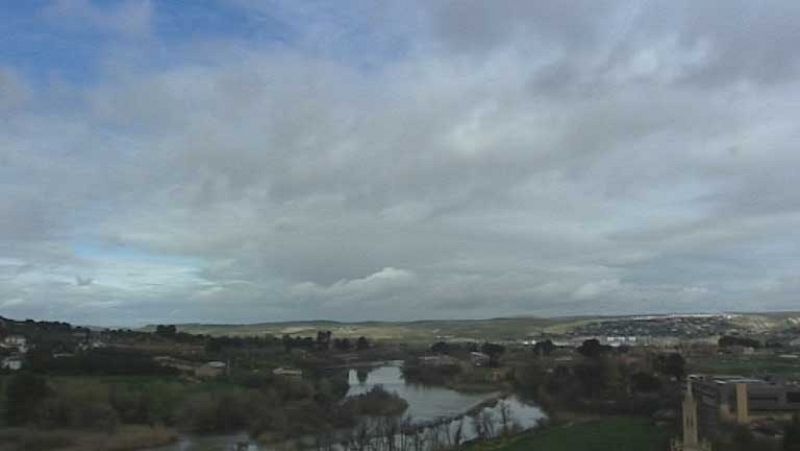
top-left (572, 279), bottom-right (623, 301)
top-left (291, 267), bottom-right (416, 304)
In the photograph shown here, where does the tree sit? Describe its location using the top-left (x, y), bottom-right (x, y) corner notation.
top-left (654, 353), bottom-right (685, 380)
top-left (719, 335), bottom-right (761, 349)
top-left (514, 362), bottom-right (547, 397)
top-left (785, 413), bottom-right (800, 451)
top-left (431, 341), bottom-right (450, 354)
top-left (732, 424), bottom-right (755, 451)
top-left (155, 324), bottom-right (177, 338)
top-left (316, 330), bottom-right (332, 350)
top-left (533, 339), bottom-right (555, 357)
top-left (5, 372), bottom-right (51, 425)
top-left (574, 361), bottom-right (605, 398)
top-left (333, 338), bottom-right (352, 351)
top-left (599, 356), bottom-right (624, 395)
top-left (577, 339), bottom-right (610, 359)
top-left (356, 336), bottom-right (370, 350)
top-left (481, 342), bottom-right (506, 366)
top-left (630, 372), bottom-right (662, 393)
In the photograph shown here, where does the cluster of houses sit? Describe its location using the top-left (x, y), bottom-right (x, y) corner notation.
top-left (153, 356), bottom-right (305, 381)
top-left (0, 326), bottom-right (111, 372)
top-left (0, 334), bottom-right (28, 371)
top-left (153, 356), bottom-right (229, 379)
top-left (418, 352), bottom-right (492, 367)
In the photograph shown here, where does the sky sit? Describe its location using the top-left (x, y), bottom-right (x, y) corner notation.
top-left (1, 1), bottom-right (800, 326)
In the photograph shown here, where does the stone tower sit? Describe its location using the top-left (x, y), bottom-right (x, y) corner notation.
top-left (683, 381), bottom-right (699, 447)
top-left (736, 383), bottom-right (749, 424)
top-left (672, 381), bottom-right (711, 451)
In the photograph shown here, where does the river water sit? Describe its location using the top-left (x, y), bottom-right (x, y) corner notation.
top-left (150, 362), bottom-right (544, 450)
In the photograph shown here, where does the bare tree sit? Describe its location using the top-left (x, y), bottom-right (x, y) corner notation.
top-left (498, 400), bottom-right (512, 437)
top-left (314, 429), bottom-right (336, 451)
top-left (350, 421), bottom-right (371, 451)
top-left (377, 416), bottom-right (400, 451)
top-left (452, 417), bottom-right (464, 447)
top-left (479, 409), bottom-right (496, 440)
top-left (398, 416), bottom-right (414, 451)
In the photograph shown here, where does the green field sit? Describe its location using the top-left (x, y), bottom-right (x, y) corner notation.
top-left (689, 355), bottom-right (800, 377)
top-left (468, 417), bottom-right (672, 451)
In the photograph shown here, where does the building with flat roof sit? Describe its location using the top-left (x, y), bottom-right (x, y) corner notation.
top-left (1, 355), bottom-right (23, 371)
top-left (690, 374), bottom-right (800, 427)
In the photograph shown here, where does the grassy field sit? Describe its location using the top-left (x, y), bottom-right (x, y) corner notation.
top-left (467, 417), bottom-right (672, 451)
top-left (144, 316), bottom-right (593, 342)
top-left (689, 355), bottom-right (800, 377)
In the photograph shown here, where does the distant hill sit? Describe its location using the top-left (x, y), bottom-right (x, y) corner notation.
top-left (140, 317), bottom-right (574, 342)
top-left (140, 311), bottom-right (800, 342)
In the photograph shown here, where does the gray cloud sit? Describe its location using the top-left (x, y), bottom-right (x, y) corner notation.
top-left (2, 1), bottom-right (800, 325)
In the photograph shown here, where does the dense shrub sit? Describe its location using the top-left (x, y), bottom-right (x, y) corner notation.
top-left (5, 372), bottom-right (51, 425)
top-left (28, 348), bottom-right (178, 376)
top-left (34, 381), bottom-right (119, 431)
top-left (341, 385), bottom-right (408, 417)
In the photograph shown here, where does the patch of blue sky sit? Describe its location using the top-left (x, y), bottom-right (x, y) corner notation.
top-left (155, 1), bottom-right (293, 46)
top-left (1, 1), bottom-right (96, 84)
top-left (1, 1), bottom-right (294, 85)
top-left (1, 1), bottom-right (411, 87)
top-left (151, 1), bottom-right (413, 72)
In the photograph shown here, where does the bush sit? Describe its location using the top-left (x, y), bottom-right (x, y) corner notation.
top-left (630, 372), bottom-right (662, 393)
top-left (18, 430), bottom-right (75, 451)
top-left (402, 359), bottom-right (461, 385)
top-left (5, 372), bottom-right (51, 425)
top-left (177, 388), bottom-right (266, 433)
top-left (341, 385), bottom-right (408, 417)
top-left (35, 382), bottom-right (119, 431)
top-left (109, 381), bottom-right (182, 425)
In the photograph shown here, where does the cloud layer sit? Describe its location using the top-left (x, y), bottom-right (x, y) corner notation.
top-left (1, 0), bottom-right (800, 325)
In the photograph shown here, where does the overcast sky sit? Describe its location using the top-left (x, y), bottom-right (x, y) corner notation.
top-left (2, 1), bottom-right (800, 326)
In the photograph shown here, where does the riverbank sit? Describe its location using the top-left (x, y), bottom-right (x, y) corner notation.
top-left (0, 425), bottom-right (178, 451)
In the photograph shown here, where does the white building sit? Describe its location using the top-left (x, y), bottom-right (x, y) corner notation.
top-left (1, 335), bottom-right (28, 353)
top-left (1, 356), bottom-right (23, 371)
top-left (273, 367), bottom-right (303, 377)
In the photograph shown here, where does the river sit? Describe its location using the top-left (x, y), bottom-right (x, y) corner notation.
top-left (149, 362), bottom-right (544, 450)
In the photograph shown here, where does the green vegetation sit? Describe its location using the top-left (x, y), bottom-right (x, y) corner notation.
top-left (785, 414), bottom-right (800, 451)
top-left (468, 417), bottom-right (671, 451)
top-left (1, 369), bottom-right (355, 443)
top-left (511, 343), bottom-right (683, 417)
top-left (341, 385), bottom-right (409, 417)
top-left (689, 355), bottom-right (800, 376)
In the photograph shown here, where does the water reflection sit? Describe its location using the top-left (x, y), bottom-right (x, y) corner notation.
top-left (149, 362), bottom-right (544, 450)
top-left (346, 364), bottom-right (492, 424)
